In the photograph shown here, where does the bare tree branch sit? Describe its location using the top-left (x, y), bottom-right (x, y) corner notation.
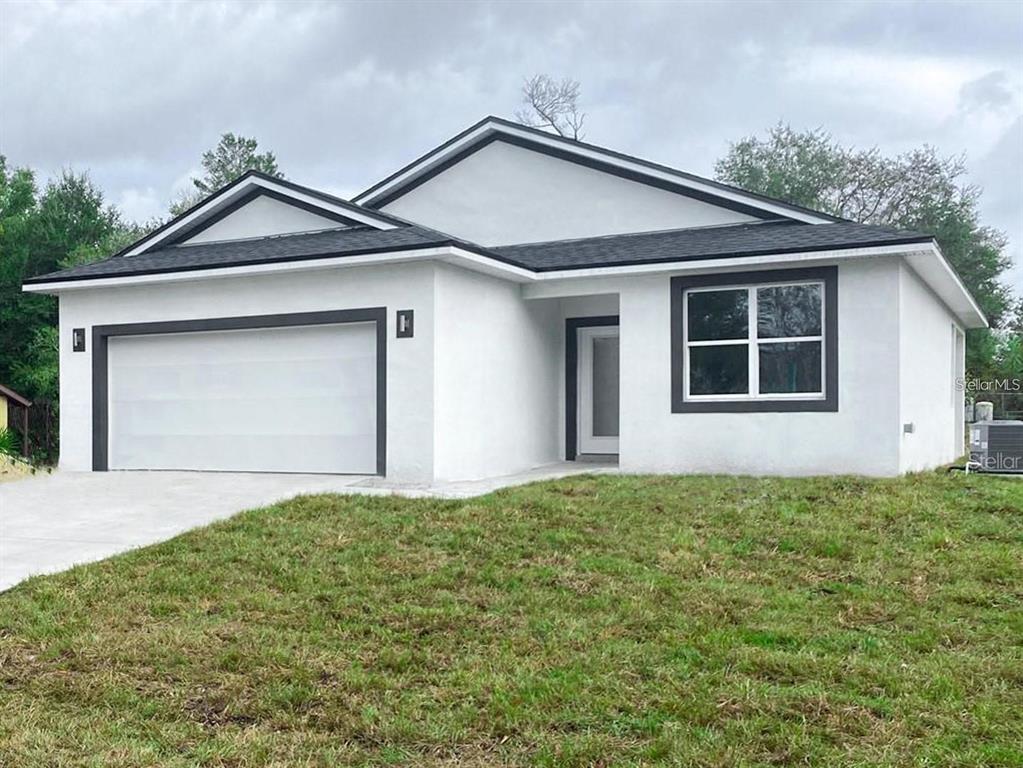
top-left (515, 74), bottom-right (585, 140)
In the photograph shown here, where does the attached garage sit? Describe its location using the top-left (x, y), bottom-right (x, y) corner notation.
top-left (92, 309), bottom-right (386, 475)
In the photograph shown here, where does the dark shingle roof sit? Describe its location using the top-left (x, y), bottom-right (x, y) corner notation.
top-left (25, 226), bottom-right (460, 284)
top-left (491, 221), bottom-right (933, 271)
top-left (26, 220), bottom-right (933, 285)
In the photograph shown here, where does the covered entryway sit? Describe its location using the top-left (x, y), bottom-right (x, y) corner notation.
top-left (93, 309), bottom-right (386, 475)
top-left (566, 314), bottom-right (620, 460)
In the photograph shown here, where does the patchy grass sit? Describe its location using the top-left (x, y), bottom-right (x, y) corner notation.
top-left (1, 473), bottom-right (1021, 766)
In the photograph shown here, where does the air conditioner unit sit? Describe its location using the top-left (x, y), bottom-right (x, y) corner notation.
top-left (969, 421), bottom-right (1023, 474)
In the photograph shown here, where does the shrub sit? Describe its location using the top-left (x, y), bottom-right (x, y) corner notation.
top-left (0, 427), bottom-right (20, 458)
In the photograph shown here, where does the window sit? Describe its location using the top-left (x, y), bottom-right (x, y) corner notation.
top-left (671, 268), bottom-right (838, 413)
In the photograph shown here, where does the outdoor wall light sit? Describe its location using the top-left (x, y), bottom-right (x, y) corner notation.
top-left (397, 309), bottom-right (414, 338)
top-left (73, 328), bottom-right (86, 352)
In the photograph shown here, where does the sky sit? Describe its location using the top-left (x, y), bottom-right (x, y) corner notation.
top-left (1, 0), bottom-right (1021, 296)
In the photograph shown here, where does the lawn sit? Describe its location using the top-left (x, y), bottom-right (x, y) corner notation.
top-left (0, 473), bottom-right (1021, 767)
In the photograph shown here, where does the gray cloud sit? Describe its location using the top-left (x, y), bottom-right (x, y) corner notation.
top-left (1, 0), bottom-right (1020, 296)
top-left (960, 71), bottom-right (1014, 112)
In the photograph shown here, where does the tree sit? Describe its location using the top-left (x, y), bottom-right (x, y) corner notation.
top-left (715, 125), bottom-right (1015, 372)
top-left (515, 74), bottom-right (585, 140)
top-left (170, 133), bottom-right (283, 214)
top-left (0, 164), bottom-right (137, 405)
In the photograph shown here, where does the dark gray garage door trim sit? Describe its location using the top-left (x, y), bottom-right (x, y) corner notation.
top-left (92, 307), bottom-right (388, 474)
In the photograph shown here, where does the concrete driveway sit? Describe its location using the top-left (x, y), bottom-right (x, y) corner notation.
top-left (0, 471), bottom-right (373, 591)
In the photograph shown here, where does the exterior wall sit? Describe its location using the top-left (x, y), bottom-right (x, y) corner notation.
top-left (898, 262), bottom-right (962, 471)
top-left (381, 139), bottom-right (757, 246)
top-left (617, 258), bottom-right (903, 476)
top-left (54, 254), bottom-right (963, 481)
top-left (0, 397), bottom-right (7, 430)
top-left (57, 263), bottom-right (437, 481)
top-left (432, 264), bottom-right (561, 481)
top-left (185, 195), bottom-right (344, 244)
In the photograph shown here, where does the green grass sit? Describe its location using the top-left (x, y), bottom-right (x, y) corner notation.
top-left (1, 473), bottom-right (1021, 767)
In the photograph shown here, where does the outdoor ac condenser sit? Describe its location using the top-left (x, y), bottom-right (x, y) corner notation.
top-left (969, 421), bottom-right (1023, 474)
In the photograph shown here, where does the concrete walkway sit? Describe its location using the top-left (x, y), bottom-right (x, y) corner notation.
top-left (0, 463), bottom-right (612, 591)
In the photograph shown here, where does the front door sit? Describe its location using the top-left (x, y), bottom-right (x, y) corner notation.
top-left (577, 326), bottom-right (620, 455)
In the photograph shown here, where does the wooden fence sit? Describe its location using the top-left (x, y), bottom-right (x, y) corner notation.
top-left (8, 400), bottom-right (58, 464)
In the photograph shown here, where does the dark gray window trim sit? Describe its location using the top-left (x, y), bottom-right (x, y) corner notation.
top-left (91, 307), bottom-right (387, 475)
top-left (565, 315), bottom-right (620, 460)
top-left (670, 267), bottom-right (838, 413)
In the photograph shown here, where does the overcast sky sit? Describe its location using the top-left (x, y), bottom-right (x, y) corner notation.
top-left (2, 0), bottom-right (1021, 295)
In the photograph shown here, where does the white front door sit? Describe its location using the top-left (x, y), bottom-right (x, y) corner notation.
top-left (578, 326), bottom-right (620, 455)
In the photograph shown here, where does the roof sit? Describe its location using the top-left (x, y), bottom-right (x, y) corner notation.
top-left (24, 226), bottom-right (463, 284)
top-left (354, 116), bottom-right (845, 224)
top-left (492, 220), bottom-right (933, 271)
top-left (114, 170), bottom-right (407, 259)
top-left (26, 220), bottom-right (933, 285)
top-left (0, 384), bottom-right (32, 408)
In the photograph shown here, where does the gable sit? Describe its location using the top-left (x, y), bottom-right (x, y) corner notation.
top-left (116, 171), bottom-right (400, 258)
top-left (183, 193), bottom-right (349, 244)
top-left (378, 138), bottom-right (761, 246)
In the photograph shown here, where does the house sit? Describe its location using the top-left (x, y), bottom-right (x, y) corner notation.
top-left (0, 383), bottom-right (32, 456)
top-left (23, 117), bottom-right (983, 481)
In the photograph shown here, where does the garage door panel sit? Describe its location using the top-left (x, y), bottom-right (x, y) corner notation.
top-left (111, 394), bottom-right (376, 437)
top-left (107, 322), bottom-right (378, 474)
top-left (112, 433), bottom-right (376, 474)
top-left (112, 358), bottom-right (378, 403)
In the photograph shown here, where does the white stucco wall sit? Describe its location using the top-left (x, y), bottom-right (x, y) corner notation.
top-left (431, 264), bottom-right (561, 481)
top-left (898, 262), bottom-right (961, 471)
top-left (53, 254), bottom-right (963, 482)
top-left (185, 195), bottom-right (344, 244)
top-left (616, 258), bottom-right (903, 476)
top-left (57, 263), bottom-right (437, 482)
top-left (381, 139), bottom-right (757, 246)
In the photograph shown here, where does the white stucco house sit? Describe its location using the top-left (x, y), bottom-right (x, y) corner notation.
top-left (24, 117), bottom-right (985, 481)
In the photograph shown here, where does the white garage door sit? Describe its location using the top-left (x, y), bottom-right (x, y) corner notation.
top-left (107, 323), bottom-right (377, 474)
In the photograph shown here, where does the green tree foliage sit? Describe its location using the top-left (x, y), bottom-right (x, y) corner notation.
top-left (0, 160), bottom-right (137, 405)
top-left (715, 125), bottom-right (1016, 373)
top-left (170, 133), bottom-right (282, 214)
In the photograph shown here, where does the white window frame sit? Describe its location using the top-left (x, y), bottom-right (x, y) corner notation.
top-left (683, 279), bottom-right (826, 402)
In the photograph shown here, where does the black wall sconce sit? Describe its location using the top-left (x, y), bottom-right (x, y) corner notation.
top-left (396, 310), bottom-right (414, 338)
top-left (73, 328), bottom-right (86, 352)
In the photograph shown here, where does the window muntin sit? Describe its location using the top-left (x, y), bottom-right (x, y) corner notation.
top-left (684, 280), bottom-right (825, 401)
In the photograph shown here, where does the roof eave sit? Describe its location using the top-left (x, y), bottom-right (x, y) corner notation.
top-left (22, 243), bottom-right (536, 293)
top-left (0, 384), bottom-right (32, 408)
top-left (26, 237), bottom-right (985, 329)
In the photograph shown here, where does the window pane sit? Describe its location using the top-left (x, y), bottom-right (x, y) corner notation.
top-left (690, 344), bottom-right (748, 395)
top-left (757, 284), bottom-right (822, 338)
top-left (591, 336), bottom-right (620, 437)
top-left (687, 289), bottom-right (748, 341)
top-left (759, 341), bottom-right (822, 394)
